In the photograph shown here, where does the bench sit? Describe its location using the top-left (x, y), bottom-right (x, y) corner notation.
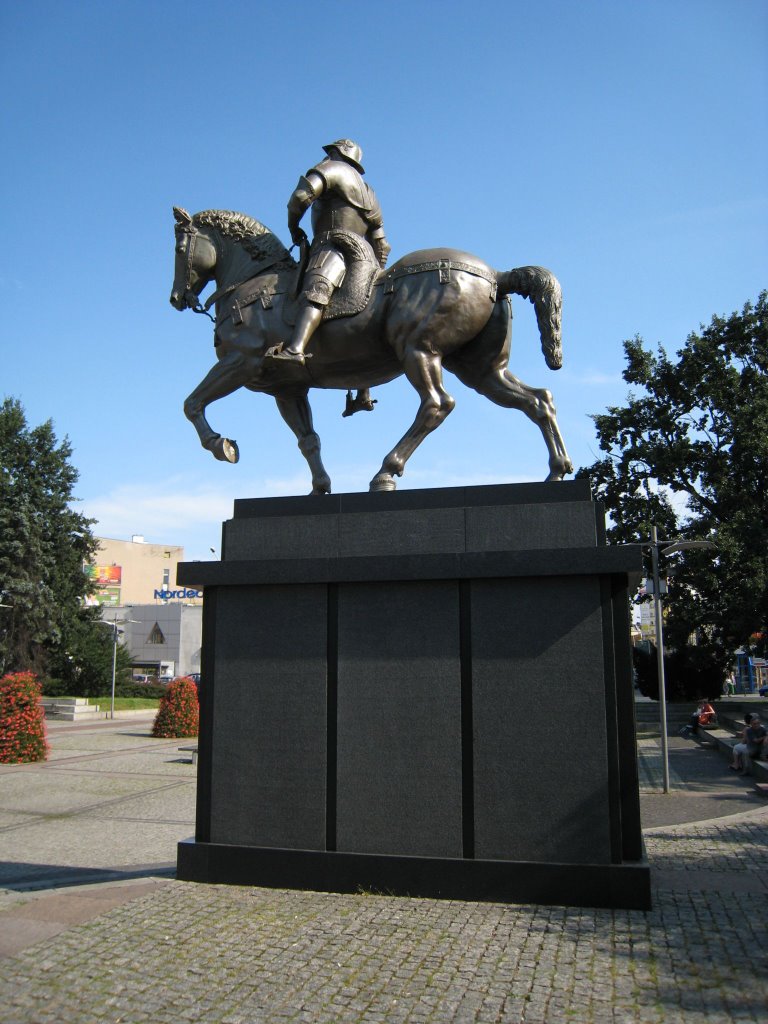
top-left (178, 746), bottom-right (198, 765)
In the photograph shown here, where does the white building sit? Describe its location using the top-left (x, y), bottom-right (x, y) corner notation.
top-left (102, 604), bottom-right (202, 680)
top-left (87, 536), bottom-right (202, 608)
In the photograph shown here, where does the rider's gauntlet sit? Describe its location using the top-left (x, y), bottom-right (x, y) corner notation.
top-left (370, 228), bottom-right (391, 268)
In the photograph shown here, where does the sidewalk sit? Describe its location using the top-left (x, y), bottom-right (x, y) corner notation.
top-left (0, 717), bottom-right (766, 1023)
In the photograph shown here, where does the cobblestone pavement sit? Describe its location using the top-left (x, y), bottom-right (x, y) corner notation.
top-left (0, 719), bottom-right (766, 1023)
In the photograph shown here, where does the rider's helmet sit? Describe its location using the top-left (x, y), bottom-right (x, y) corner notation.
top-left (322, 138), bottom-right (365, 174)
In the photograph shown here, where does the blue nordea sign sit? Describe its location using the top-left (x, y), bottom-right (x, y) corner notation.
top-left (155, 588), bottom-right (203, 601)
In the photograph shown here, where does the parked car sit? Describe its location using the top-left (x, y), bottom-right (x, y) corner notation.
top-left (133, 674), bottom-right (152, 685)
top-left (759, 683), bottom-right (768, 697)
top-left (187, 673), bottom-right (201, 689)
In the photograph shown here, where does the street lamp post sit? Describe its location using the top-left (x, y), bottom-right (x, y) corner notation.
top-left (99, 617), bottom-right (139, 719)
top-left (643, 529), bottom-right (717, 794)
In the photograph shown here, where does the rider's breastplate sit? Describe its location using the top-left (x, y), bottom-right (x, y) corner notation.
top-left (311, 197), bottom-right (369, 238)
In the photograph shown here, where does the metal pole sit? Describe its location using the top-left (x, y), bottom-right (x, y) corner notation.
top-left (111, 622), bottom-right (118, 720)
top-left (650, 525), bottom-right (670, 793)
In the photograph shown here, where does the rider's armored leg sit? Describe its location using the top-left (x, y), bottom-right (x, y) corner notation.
top-left (268, 302), bottom-right (324, 364)
top-left (267, 249), bottom-right (345, 365)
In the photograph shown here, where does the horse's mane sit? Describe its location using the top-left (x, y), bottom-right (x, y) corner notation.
top-left (193, 209), bottom-right (295, 267)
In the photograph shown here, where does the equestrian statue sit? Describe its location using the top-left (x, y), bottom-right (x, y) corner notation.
top-left (169, 138), bottom-right (573, 494)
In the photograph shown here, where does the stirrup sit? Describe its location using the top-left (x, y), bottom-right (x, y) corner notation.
top-left (265, 345), bottom-right (311, 365)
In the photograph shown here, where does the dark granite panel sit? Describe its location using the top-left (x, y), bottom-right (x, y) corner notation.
top-left (335, 581), bottom-right (463, 857)
top-left (194, 588), bottom-right (218, 843)
top-left (178, 545), bottom-right (645, 589)
top-left (338, 508), bottom-right (466, 557)
top-left (610, 577), bottom-right (644, 860)
top-left (471, 576), bottom-right (611, 863)
top-left (231, 479), bottom-right (592, 520)
top-left (339, 487), bottom-right (469, 514)
top-left (462, 479), bottom-right (592, 507)
top-left (599, 575), bottom-right (623, 863)
top-left (223, 513), bottom-right (341, 561)
top-left (234, 494), bottom-right (342, 518)
top-left (466, 502), bottom-right (597, 551)
top-left (209, 585), bottom-right (328, 849)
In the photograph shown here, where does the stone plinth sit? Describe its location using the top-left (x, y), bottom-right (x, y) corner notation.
top-left (176, 480), bottom-right (649, 909)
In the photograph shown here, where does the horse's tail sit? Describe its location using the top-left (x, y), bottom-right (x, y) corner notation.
top-left (495, 266), bottom-right (562, 370)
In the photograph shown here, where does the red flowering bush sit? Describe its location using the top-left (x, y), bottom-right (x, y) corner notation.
top-left (0, 671), bottom-right (49, 763)
top-left (152, 677), bottom-right (199, 738)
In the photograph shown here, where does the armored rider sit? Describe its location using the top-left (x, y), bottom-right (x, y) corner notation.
top-left (266, 139), bottom-right (392, 395)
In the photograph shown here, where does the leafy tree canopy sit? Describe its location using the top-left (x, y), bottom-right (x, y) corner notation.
top-left (0, 397), bottom-right (115, 686)
top-left (578, 292), bottom-right (767, 682)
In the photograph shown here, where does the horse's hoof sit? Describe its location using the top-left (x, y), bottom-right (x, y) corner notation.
top-left (220, 438), bottom-right (239, 463)
top-left (369, 474), bottom-right (397, 492)
top-left (206, 437), bottom-right (239, 463)
top-left (545, 459), bottom-right (573, 482)
top-left (311, 477), bottom-right (332, 495)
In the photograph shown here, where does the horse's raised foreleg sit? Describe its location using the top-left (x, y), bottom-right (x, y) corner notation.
top-left (457, 365), bottom-right (573, 480)
top-left (370, 350), bottom-right (455, 492)
top-left (183, 351), bottom-right (255, 464)
top-left (274, 393), bottom-right (332, 495)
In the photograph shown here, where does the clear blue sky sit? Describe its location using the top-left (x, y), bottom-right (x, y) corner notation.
top-left (2, 0), bottom-right (765, 560)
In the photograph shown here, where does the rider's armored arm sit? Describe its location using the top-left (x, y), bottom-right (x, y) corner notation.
top-left (369, 225), bottom-right (391, 268)
top-left (363, 191), bottom-right (391, 267)
top-left (287, 171), bottom-right (325, 244)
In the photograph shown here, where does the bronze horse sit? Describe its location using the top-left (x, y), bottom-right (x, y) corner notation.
top-left (169, 207), bottom-right (573, 493)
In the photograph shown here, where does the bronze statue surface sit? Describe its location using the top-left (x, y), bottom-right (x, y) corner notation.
top-left (170, 199), bottom-right (572, 493)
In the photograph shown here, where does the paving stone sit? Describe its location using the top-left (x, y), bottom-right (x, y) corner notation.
top-left (1, 718), bottom-right (768, 1022)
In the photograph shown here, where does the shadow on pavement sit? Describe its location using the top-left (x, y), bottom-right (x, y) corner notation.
top-left (0, 861), bottom-right (176, 892)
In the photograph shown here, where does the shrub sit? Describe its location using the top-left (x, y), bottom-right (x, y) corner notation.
top-left (0, 671), bottom-right (49, 763)
top-left (116, 681), bottom-right (166, 699)
top-left (39, 676), bottom-right (70, 697)
top-left (152, 677), bottom-right (199, 738)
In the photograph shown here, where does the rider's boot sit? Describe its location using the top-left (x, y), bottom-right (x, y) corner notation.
top-left (342, 388), bottom-right (378, 417)
top-left (266, 303), bottom-right (322, 365)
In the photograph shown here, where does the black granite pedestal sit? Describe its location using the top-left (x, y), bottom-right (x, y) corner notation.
top-left (176, 480), bottom-right (650, 909)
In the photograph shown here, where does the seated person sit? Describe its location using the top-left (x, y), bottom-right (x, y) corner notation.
top-left (730, 714), bottom-right (767, 774)
top-left (680, 700), bottom-right (716, 737)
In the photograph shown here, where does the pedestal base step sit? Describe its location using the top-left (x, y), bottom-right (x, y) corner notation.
top-left (177, 840), bottom-right (651, 911)
top-left (40, 699), bottom-right (101, 721)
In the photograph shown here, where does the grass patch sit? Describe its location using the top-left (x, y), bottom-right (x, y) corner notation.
top-left (105, 697), bottom-right (161, 711)
top-left (41, 696), bottom-right (160, 711)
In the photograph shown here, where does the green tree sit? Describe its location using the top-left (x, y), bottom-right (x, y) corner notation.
top-left (578, 293), bottom-right (768, 691)
top-left (46, 618), bottom-right (134, 698)
top-left (0, 398), bottom-right (107, 685)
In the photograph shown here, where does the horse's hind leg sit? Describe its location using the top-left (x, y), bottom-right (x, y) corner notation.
top-left (370, 350), bottom-right (455, 491)
top-left (274, 393), bottom-right (332, 495)
top-left (457, 364), bottom-right (573, 481)
top-left (184, 351), bottom-right (253, 463)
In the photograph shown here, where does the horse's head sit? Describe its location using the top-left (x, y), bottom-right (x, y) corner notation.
top-left (170, 206), bottom-right (218, 311)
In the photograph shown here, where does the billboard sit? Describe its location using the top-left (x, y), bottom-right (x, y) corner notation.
top-left (86, 564), bottom-right (122, 605)
top-left (88, 565), bottom-right (122, 586)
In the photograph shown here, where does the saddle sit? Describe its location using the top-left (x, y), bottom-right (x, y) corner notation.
top-left (215, 231), bottom-right (381, 332)
top-left (280, 230), bottom-right (381, 327)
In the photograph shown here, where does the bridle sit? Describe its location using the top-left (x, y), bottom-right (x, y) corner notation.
top-left (174, 211), bottom-right (299, 326)
top-left (176, 225), bottom-right (217, 323)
